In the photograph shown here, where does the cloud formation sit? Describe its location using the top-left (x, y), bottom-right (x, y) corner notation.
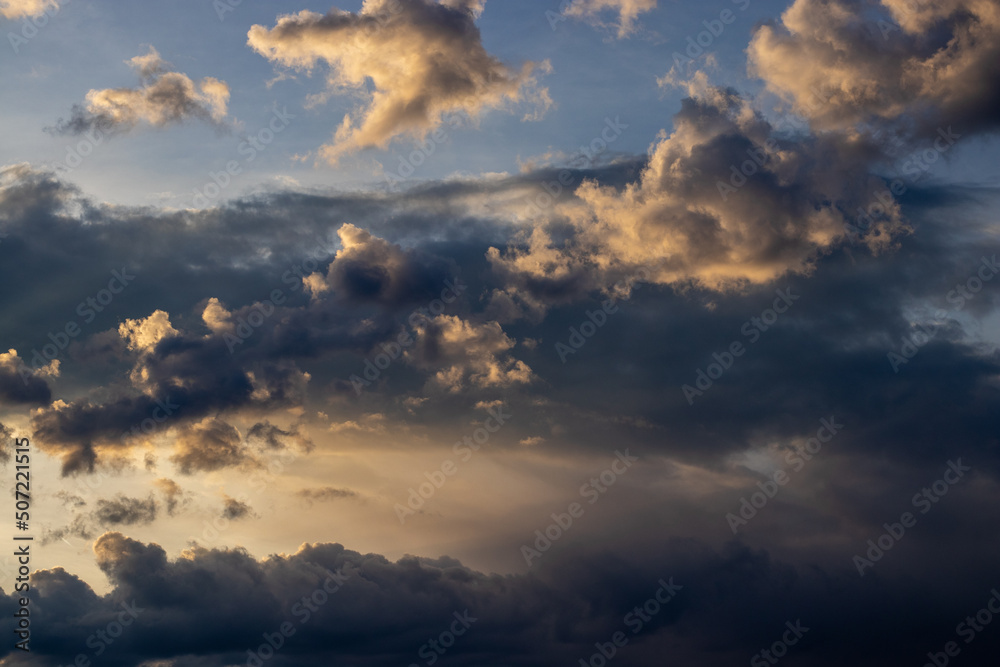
top-left (563, 0), bottom-right (657, 37)
top-left (0, 0), bottom-right (56, 19)
top-left (490, 82), bottom-right (907, 296)
top-left (51, 47), bottom-right (230, 136)
top-left (748, 0), bottom-right (1000, 136)
top-left (247, 0), bottom-right (551, 161)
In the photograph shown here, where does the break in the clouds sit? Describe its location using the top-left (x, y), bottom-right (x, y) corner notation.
top-left (563, 0), bottom-right (658, 37)
top-left (749, 0), bottom-right (1000, 136)
top-left (247, 0), bottom-right (551, 162)
top-left (50, 47), bottom-right (230, 136)
top-left (0, 0), bottom-right (55, 19)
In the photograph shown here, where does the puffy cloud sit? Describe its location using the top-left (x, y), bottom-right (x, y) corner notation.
top-left (247, 0), bottom-right (551, 161)
top-left (408, 314), bottom-right (534, 391)
top-left (748, 0), bottom-right (1000, 136)
top-left (563, 0), bottom-right (657, 37)
top-left (0, 348), bottom-right (54, 406)
top-left (170, 418), bottom-right (252, 475)
top-left (322, 223), bottom-right (456, 306)
top-left (0, 0), bottom-right (56, 19)
top-left (7, 533), bottom-right (1000, 666)
top-left (119, 310), bottom-right (180, 353)
top-left (220, 494), bottom-right (257, 520)
top-left (489, 83), bottom-right (908, 295)
top-left (51, 47), bottom-right (231, 136)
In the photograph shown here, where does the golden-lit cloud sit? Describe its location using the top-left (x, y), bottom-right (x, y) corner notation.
top-left (53, 47), bottom-right (231, 135)
top-left (563, 0), bottom-right (657, 37)
top-left (0, 0), bottom-right (56, 19)
top-left (748, 0), bottom-right (1000, 134)
top-left (247, 0), bottom-right (551, 162)
top-left (489, 82), bottom-right (907, 295)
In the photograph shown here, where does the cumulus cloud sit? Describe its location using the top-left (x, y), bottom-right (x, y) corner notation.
top-left (489, 82), bottom-right (908, 295)
top-left (322, 223), bottom-right (455, 306)
top-left (170, 418), bottom-right (253, 475)
top-left (220, 494), bottom-right (257, 520)
top-left (563, 0), bottom-right (657, 37)
top-left (247, 0), bottom-right (551, 161)
top-left (0, 349), bottom-right (54, 406)
top-left (748, 0), bottom-right (1000, 136)
top-left (408, 314), bottom-right (534, 391)
top-left (0, 0), bottom-right (56, 19)
top-left (51, 47), bottom-right (231, 136)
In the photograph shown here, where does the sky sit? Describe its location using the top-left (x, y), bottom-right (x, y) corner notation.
top-left (1, 0), bottom-right (1000, 665)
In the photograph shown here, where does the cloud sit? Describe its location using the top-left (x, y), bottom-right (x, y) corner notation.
top-left (170, 418), bottom-right (253, 475)
top-left (93, 494), bottom-right (158, 526)
top-left (246, 420), bottom-right (313, 453)
top-left (322, 223), bottom-right (456, 307)
top-left (748, 0), bottom-right (1000, 136)
top-left (7, 533), bottom-right (1000, 665)
top-left (220, 494), bottom-right (257, 520)
top-left (152, 478), bottom-right (187, 515)
top-left (408, 314), bottom-right (534, 392)
top-left (0, 349), bottom-right (54, 406)
top-left (489, 81), bottom-right (909, 297)
top-left (247, 0), bottom-right (551, 162)
top-left (296, 486), bottom-right (358, 505)
top-left (0, 0), bottom-right (56, 19)
top-left (51, 47), bottom-right (231, 136)
top-left (563, 0), bottom-right (657, 37)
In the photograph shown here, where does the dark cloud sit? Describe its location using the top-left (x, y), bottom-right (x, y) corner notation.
top-left (2, 534), bottom-right (999, 666)
top-left (296, 487), bottom-right (358, 505)
top-left (221, 495), bottom-right (257, 521)
top-left (93, 494), bottom-right (158, 527)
